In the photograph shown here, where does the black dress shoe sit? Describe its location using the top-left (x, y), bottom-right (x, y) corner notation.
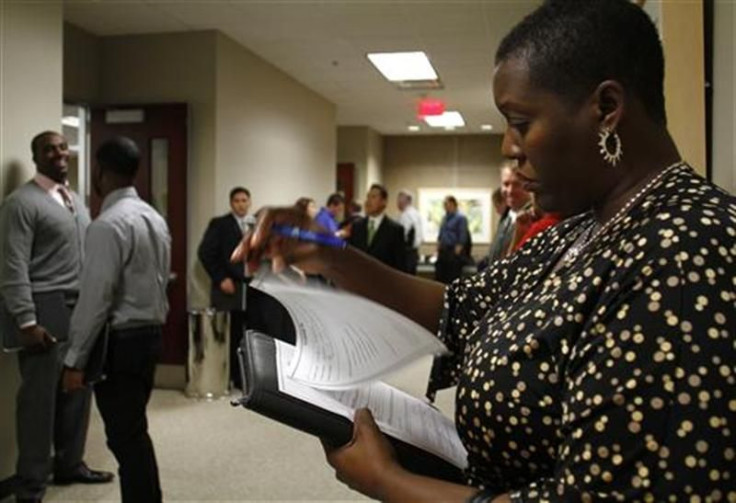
top-left (16, 498), bottom-right (42, 503)
top-left (53, 464), bottom-right (114, 485)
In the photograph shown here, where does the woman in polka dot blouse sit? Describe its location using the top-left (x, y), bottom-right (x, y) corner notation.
top-left (241, 0), bottom-right (735, 501)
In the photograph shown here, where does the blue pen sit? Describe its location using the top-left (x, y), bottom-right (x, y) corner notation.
top-left (271, 224), bottom-right (347, 249)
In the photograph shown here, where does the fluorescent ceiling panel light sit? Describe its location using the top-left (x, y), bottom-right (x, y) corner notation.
top-left (408, 125), bottom-right (421, 132)
top-left (62, 116), bottom-right (80, 128)
top-left (424, 111), bottom-right (465, 128)
top-left (480, 124), bottom-right (494, 131)
top-left (367, 51), bottom-right (438, 82)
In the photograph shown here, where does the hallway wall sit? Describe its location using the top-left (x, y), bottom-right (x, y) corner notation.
top-left (0, 0), bottom-right (64, 479)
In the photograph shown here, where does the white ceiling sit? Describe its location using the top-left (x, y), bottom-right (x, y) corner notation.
top-left (64, 0), bottom-right (540, 135)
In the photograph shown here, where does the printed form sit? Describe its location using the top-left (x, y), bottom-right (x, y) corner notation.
top-left (254, 280), bottom-right (447, 389)
top-left (275, 341), bottom-right (468, 469)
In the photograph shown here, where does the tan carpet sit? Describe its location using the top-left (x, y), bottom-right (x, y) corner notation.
top-left (44, 356), bottom-right (456, 502)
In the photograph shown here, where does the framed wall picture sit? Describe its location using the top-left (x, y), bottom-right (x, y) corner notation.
top-left (418, 188), bottom-right (492, 244)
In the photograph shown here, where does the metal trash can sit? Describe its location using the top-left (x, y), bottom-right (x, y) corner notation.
top-left (185, 309), bottom-right (230, 400)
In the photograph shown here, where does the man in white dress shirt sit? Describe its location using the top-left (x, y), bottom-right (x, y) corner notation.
top-left (396, 189), bottom-right (424, 274)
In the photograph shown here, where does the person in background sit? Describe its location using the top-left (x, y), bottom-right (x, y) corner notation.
top-left (508, 187), bottom-right (564, 252)
top-left (477, 187), bottom-right (511, 271)
top-left (483, 164), bottom-right (532, 265)
top-left (237, 0), bottom-right (735, 500)
top-left (62, 137), bottom-right (170, 503)
top-left (314, 193), bottom-right (345, 236)
top-left (396, 189), bottom-right (423, 275)
top-left (491, 186), bottom-right (508, 221)
top-left (0, 131), bottom-right (112, 503)
top-left (338, 200), bottom-right (363, 239)
top-left (197, 187), bottom-right (254, 388)
top-left (294, 197), bottom-right (318, 219)
top-left (434, 195), bottom-right (470, 283)
top-left (348, 184), bottom-right (407, 272)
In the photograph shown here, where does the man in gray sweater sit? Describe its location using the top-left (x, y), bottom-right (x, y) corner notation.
top-left (0, 131), bottom-right (113, 503)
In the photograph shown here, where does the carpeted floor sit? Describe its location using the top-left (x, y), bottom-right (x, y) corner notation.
top-left (41, 356), bottom-right (456, 502)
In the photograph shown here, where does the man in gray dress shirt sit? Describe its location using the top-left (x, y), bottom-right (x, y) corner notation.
top-left (0, 131), bottom-right (113, 503)
top-left (62, 136), bottom-right (171, 503)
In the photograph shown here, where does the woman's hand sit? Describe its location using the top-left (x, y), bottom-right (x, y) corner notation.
top-left (231, 206), bottom-right (329, 275)
top-left (323, 408), bottom-right (403, 500)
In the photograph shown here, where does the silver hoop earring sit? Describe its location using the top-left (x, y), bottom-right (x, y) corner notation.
top-left (598, 127), bottom-right (623, 166)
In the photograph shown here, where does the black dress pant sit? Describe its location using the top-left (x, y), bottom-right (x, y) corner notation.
top-left (435, 247), bottom-right (463, 284)
top-left (229, 310), bottom-right (246, 388)
top-left (94, 327), bottom-right (162, 503)
top-left (406, 248), bottom-right (419, 275)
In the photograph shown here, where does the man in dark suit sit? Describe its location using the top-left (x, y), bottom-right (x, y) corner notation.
top-left (197, 187), bottom-right (254, 388)
top-left (348, 184), bottom-right (408, 272)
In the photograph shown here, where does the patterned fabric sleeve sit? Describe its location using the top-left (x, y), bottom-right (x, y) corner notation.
top-left (510, 219), bottom-right (736, 501)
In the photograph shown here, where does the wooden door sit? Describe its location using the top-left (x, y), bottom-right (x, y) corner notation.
top-left (90, 104), bottom-right (188, 365)
top-left (336, 163), bottom-right (355, 206)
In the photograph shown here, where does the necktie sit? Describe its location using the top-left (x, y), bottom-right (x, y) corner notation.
top-left (57, 186), bottom-right (75, 214)
top-left (367, 219), bottom-right (376, 246)
top-left (240, 219), bottom-right (247, 234)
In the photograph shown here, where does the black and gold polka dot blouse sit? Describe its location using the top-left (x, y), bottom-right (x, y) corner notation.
top-left (429, 165), bottom-right (736, 501)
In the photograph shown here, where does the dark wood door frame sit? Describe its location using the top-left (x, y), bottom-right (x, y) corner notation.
top-left (90, 103), bottom-right (188, 365)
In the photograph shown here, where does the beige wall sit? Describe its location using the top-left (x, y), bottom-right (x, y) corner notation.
top-left (215, 33), bottom-right (336, 213)
top-left (337, 126), bottom-right (384, 200)
top-left (0, 0), bottom-right (64, 479)
top-left (712, 0), bottom-right (735, 194)
top-left (63, 22), bottom-right (101, 104)
top-left (366, 128), bottom-right (383, 195)
top-left (660, 0), bottom-right (707, 175)
top-left (382, 134), bottom-right (504, 259)
top-left (97, 31), bottom-right (219, 310)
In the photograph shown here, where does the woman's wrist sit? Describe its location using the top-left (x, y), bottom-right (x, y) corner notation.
top-left (373, 462), bottom-right (410, 502)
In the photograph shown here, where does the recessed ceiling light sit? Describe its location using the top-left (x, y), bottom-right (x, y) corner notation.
top-left (367, 51), bottom-right (438, 82)
top-left (480, 124), bottom-right (493, 131)
top-left (408, 125), bottom-right (421, 132)
top-left (424, 111), bottom-right (465, 128)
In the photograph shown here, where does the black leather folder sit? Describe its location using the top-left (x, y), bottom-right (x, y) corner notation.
top-left (1, 291), bottom-right (70, 352)
top-left (234, 330), bottom-right (464, 483)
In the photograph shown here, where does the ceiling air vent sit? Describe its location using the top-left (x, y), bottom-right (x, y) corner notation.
top-left (394, 79), bottom-right (444, 91)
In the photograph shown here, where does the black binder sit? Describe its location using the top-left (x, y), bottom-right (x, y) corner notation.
top-left (233, 330), bottom-right (464, 483)
top-left (1, 291), bottom-right (70, 351)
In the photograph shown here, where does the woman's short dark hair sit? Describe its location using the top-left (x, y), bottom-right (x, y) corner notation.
top-left (230, 187), bottom-right (251, 200)
top-left (496, 0), bottom-right (666, 126)
top-left (96, 136), bottom-right (140, 179)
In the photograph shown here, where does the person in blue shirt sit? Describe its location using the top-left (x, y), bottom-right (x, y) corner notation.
top-left (435, 195), bottom-right (470, 283)
top-left (313, 193), bottom-right (345, 236)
